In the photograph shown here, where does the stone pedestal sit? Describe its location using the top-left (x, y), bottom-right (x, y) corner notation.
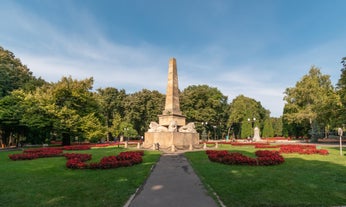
top-left (158, 114), bottom-right (186, 126)
top-left (144, 132), bottom-right (199, 148)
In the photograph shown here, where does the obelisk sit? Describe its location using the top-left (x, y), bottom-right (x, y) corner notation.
top-left (158, 58), bottom-right (186, 126)
top-left (144, 58), bottom-right (199, 150)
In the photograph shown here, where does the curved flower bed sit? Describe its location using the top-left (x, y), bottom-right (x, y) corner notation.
top-left (8, 148), bottom-right (144, 170)
top-left (206, 150), bottom-right (285, 166)
top-left (66, 151), bottom-right (144, 169)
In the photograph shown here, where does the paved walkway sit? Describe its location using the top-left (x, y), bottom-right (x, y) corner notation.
top-left (126, 153), bottom-right (219, 207)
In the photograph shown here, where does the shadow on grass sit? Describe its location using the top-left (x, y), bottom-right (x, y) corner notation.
top-left (186, 150), bottom-right (346, 207)
top-left (0, 149), bottom-right (161, 207)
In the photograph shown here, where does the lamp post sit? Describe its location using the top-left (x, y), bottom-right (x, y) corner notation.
top-left (201, 122), bottom-right (208, 141)
top-left (338, 127), bottom-right (343, 156)
top-left (247, 117), bottom-right (256, 139)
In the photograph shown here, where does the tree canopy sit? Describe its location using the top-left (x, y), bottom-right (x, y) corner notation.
top-left (227, 95), bottom-right (269, 138)
top-left (3, 46), bottom-right (346, 146)
top-left (283, 66), bottom-right (339, 141)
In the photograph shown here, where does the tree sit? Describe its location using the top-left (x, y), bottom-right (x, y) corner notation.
top-left (283, 66), bottom-right (338, 141)
top-left (262, 118), bottom-right (274, 138)
top-left (80, 113), bottom-right (106, 142)
top-left (124, 89), bottom-right (164, 136)
top-left (0, 91), bottom-right (25, 146)
top-left (95, 87), bottom-right (126, 141)
top-left (228, 95), bottom-right (269, 138)
top-left (336, 57), bottom-right (346, 126)
top-left (32, 76), bottom-right (104, 145)
top-left (20, 89), bottom-right (54, 144)
top-left (0, 46), bottom-right (45, 98)
top-left (271, 117), bottom-right (283, 137)
top-left (180, 85), bottom-right (229, 139)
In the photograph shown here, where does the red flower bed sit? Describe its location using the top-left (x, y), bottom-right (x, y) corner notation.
top-left (64, 153), bottom-right (92, 161)
top-left (66, 151), bottom-right (144, 170)
top-left (62, 145), bottom-right (91, 150)
top-left (252, 144), bottom-right (329, 155)
top-left (279, 145), bottom-right (329, 155)
top-left (231, 143), bottom-right (257, 146)
top-left (9, 148), bottom-right (63, 161)
top-left (66, 158), bottom-right (89, 169)
top-left (255, 150), bottom-right (285, 165)
top-left (254, 144), bottom-right (279, 149)
top-left (206, 150), bottom-right (284, 166)
top-left (8, 153), bottom-right (39, 160)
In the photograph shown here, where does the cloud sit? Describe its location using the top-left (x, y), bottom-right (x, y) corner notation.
top-left (2, 1), bottom-right (345, 118)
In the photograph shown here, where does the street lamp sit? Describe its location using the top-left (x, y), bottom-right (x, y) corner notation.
top-left (247, 117), bottom-right (256, 139)
top-left (201, 122), bottom-right (208, 141)
top-left (338, 127), bottom-right (343, 156)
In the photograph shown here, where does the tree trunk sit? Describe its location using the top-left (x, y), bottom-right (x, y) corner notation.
top-left (62, 132), bottom-right (71, 146)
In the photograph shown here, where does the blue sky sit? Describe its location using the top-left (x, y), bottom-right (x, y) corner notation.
top-left (1, 0), bottom-right (345, 117)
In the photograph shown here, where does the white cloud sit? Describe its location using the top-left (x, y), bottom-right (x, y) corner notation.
top-left (2, 1), bottom-right (345, 118)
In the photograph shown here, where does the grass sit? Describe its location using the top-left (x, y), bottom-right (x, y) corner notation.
top-left (0, 147), bottom-right (161, 207)
top-left (185, 145), bottom-right (346, 207)
top-left (2, 144), bottom-right (346, 207)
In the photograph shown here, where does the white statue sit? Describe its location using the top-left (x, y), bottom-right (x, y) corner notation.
top-left (148, 122), bottom-right (168, 132)
top-left (168, 120), bottom-right (178, 132)
top-left (178, 122), bottom-right (197, 133)
top-left (253, 126), bottom-right (261, 141)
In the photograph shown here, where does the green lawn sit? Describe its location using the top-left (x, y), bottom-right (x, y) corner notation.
top-left (0, 147), bottom-right (160, 207)
top-left (2, 145), bottom-right (346, 207)
top-left (186, 145), bottom-right (346, 207)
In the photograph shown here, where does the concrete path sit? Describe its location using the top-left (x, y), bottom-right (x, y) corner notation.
top-left (127, 153), bottom-right (219, 207)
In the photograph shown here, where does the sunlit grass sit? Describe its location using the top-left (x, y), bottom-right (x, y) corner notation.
top-left (186, 145), bottom-right (346, 206)
top-left (0, 147), bottom-right (161, 207)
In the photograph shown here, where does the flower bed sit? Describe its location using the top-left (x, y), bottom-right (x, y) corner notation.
top-left (231, 142), bottom-right (257, 146)
top-left (279, 144), bottom-right (329, 155)
top-left (65, 151), bottom-right (144, 170)
top-left (64, 153), bottom-right (92, 161)
top-left (206, 150), bottom-right (285, 166)
top-left (254, 144), bottom-right (279, 148)
top-left (253, 144), bottom-right (329, 155)
top-left (9, 147), bottom-right (145, 170)
top-left (62, 145), bottom-right (91, 151)
top-left (9, 148), bottom-right (63, 161)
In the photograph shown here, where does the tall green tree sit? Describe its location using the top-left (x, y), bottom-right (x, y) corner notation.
top-left (95, 87), bottom-right (126, 141)
top-left (0, 46), bottom-right (45, 98)
top-left (124, 89), bottom-right (164, 136)
top-left (20, 89), bottom-right (54, 144)
top-left (180, 85), bottom-right (229, 139)
top-left (283, 66), bottom-right (338, 141)
top-left (228, 95), bottom-right (268, 138)
top-left (262, 118), bottom-right (274, 138)
top-left (34, 76), bottom-right (104, 145)
top-left (271, 117), bottom-right (283, 137)
top-left (336, 57), bottom-right (346, 126)
top-left (0, 90), bottom-right (26, 146)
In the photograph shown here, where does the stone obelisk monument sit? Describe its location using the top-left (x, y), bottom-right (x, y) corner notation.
top-left (158, 58), bottom-right (186, 126)
top-left (144, 58), bottom-right (199, 150)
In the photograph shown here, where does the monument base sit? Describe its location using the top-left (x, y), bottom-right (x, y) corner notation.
top-left (144, 132), bottom-right (199, 149)
top-left (158, 114), bottom-right (186, 126)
